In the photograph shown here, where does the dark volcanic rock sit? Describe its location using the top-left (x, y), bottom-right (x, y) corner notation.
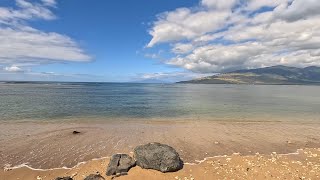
top-left (84, 174), bottom-right (105, 180)
top-left (55, 177), bottom-right (73, 180)
top-left (134, 142), bottom-right (183, 172)
top-left (106, 154), bottom-right (136, 176)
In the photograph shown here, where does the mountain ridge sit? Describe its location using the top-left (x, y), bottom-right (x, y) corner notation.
top-left (178, 65), bottom-right (320, 85)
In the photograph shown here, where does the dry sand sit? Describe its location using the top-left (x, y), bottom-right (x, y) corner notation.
top-left (1, 148), bottom-right (320, 180)
top-left (1, 119), bottom-right (320, 179)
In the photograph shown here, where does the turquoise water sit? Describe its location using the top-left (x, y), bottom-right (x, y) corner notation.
top-left (0, 82), bottom-right (319, 121)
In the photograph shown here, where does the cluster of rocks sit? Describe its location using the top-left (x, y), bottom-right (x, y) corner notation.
top-left (55, 142), bottom-right (183, 180)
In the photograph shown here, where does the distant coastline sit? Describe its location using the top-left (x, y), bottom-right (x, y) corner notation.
top-left (178, 65), bottom-right (320, 85)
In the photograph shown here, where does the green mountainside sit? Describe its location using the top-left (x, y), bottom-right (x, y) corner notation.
top-left (179, 66), bottom-right (320, 85)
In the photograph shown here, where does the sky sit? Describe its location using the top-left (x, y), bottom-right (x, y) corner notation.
top-left (0, 0), bottom-right (319, 82)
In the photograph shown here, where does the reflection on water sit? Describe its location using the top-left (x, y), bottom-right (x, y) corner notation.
top-left (0, 82), bottom-right (319, 121)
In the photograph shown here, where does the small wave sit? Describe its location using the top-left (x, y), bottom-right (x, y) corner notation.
top-left (4, 157), bottom-right (110, 172)
top-left (4, 148), bottom-right (311, 172)
top-left (184, 149), bottom-right (303, 166)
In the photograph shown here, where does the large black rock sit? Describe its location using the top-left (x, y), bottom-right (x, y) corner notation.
top-left (133, 142), bottom-right (183, 172)
top-left (106, 154), bottom-right (136, 176)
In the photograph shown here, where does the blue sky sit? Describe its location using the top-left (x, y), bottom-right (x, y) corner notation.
top-left (31, 0), bottom-right (198, 79)
top-left (0, 0), bottom-right (319, 82)
top-left (0, 0), bottom-right (200, 82)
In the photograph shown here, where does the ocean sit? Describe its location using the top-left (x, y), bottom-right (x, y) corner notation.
top-left (0, 82), bottom-right (319, 121)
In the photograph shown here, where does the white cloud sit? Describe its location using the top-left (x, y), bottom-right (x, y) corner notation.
top-left (0, 0), bottom-right (91, 71)
top-left (172, 43), bottom-right (193, 54)
top-left (273, 0), bottom-right (320, 22)
top-left (244, 0), bottom-right (287, 11)
top-left (147, 0), bottom-right (320, 73)
top-left (0, 0), bottom-right (56, 21)
top-left (201, 0), bottom-right (238, 10)
top-left (0, 27), bottom-right (91, 64)
top-left (41, 0), bottom-right (57, 7)
top-left (147, 7), bottom-right (230, 47)
top-left (4, 65), bottom-right (23, 72)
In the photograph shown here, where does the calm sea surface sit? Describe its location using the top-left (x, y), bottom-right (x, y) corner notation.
top-left (0, 82), bottom-right (319, 121)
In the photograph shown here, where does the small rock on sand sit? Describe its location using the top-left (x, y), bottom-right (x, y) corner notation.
top-left (106, 154), bottom-right (136, 176)
top-left (55, 177), bottom-right (73, 180)
top-left (84, 174), bottom-right (105, 180)
top-left (72, 131), bottom-right (81, 134)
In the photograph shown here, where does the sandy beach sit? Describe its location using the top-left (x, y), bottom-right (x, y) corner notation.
top-left (1, 119), bottom-right (320, 179)
top-left (1, 147), bottom-right (320, 179)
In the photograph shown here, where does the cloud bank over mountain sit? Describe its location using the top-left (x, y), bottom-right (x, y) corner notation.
top-left (147, 0), bottom-right (320, 73)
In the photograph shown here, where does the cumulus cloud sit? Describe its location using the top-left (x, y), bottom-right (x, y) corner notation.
top-left (147, 8), bottom-right (230, 47)
top-left (147, 0), bottom-right (320, 73)
top-left (0, 0), bottom-right (56, 21)
top-left (244, 0), bottom-right (286, 11)
top-left (0, 0), bottom-right (91, 72)
top-left (201, 0), bottom-right (238, 10)
top-left (172, 43), bottom-right (194, 54)
top-left (274, 0), bottom-right (320, 22)
top-left (4, 65), bottom-right (23, 72)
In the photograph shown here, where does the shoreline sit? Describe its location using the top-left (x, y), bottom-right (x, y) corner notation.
top-left (2, 148), bottom-right (320, 179)
top-left (1, 119), bottom-right (320, 169)
top-left (1, 147), bottom-right (311, 171)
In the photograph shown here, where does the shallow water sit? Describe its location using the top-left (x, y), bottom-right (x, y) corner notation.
top-left (0, 82), bottom-right (319, 121)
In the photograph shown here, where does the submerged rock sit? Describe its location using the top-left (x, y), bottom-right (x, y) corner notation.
top-left (134, 142), bottom-right (183, 172)
top-left (55, 177), bottom-right (73, 180)
top-left (84, 174), bottom-right (105, 180)
top-left (106, 154), bottom-right (136, 176)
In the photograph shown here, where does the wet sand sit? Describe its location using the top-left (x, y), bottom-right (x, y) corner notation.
top-left (1, 119), bottom-right (320, 179)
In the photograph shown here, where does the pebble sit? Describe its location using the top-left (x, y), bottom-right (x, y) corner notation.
top-left (72, 131), bottom-right (81, 134)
